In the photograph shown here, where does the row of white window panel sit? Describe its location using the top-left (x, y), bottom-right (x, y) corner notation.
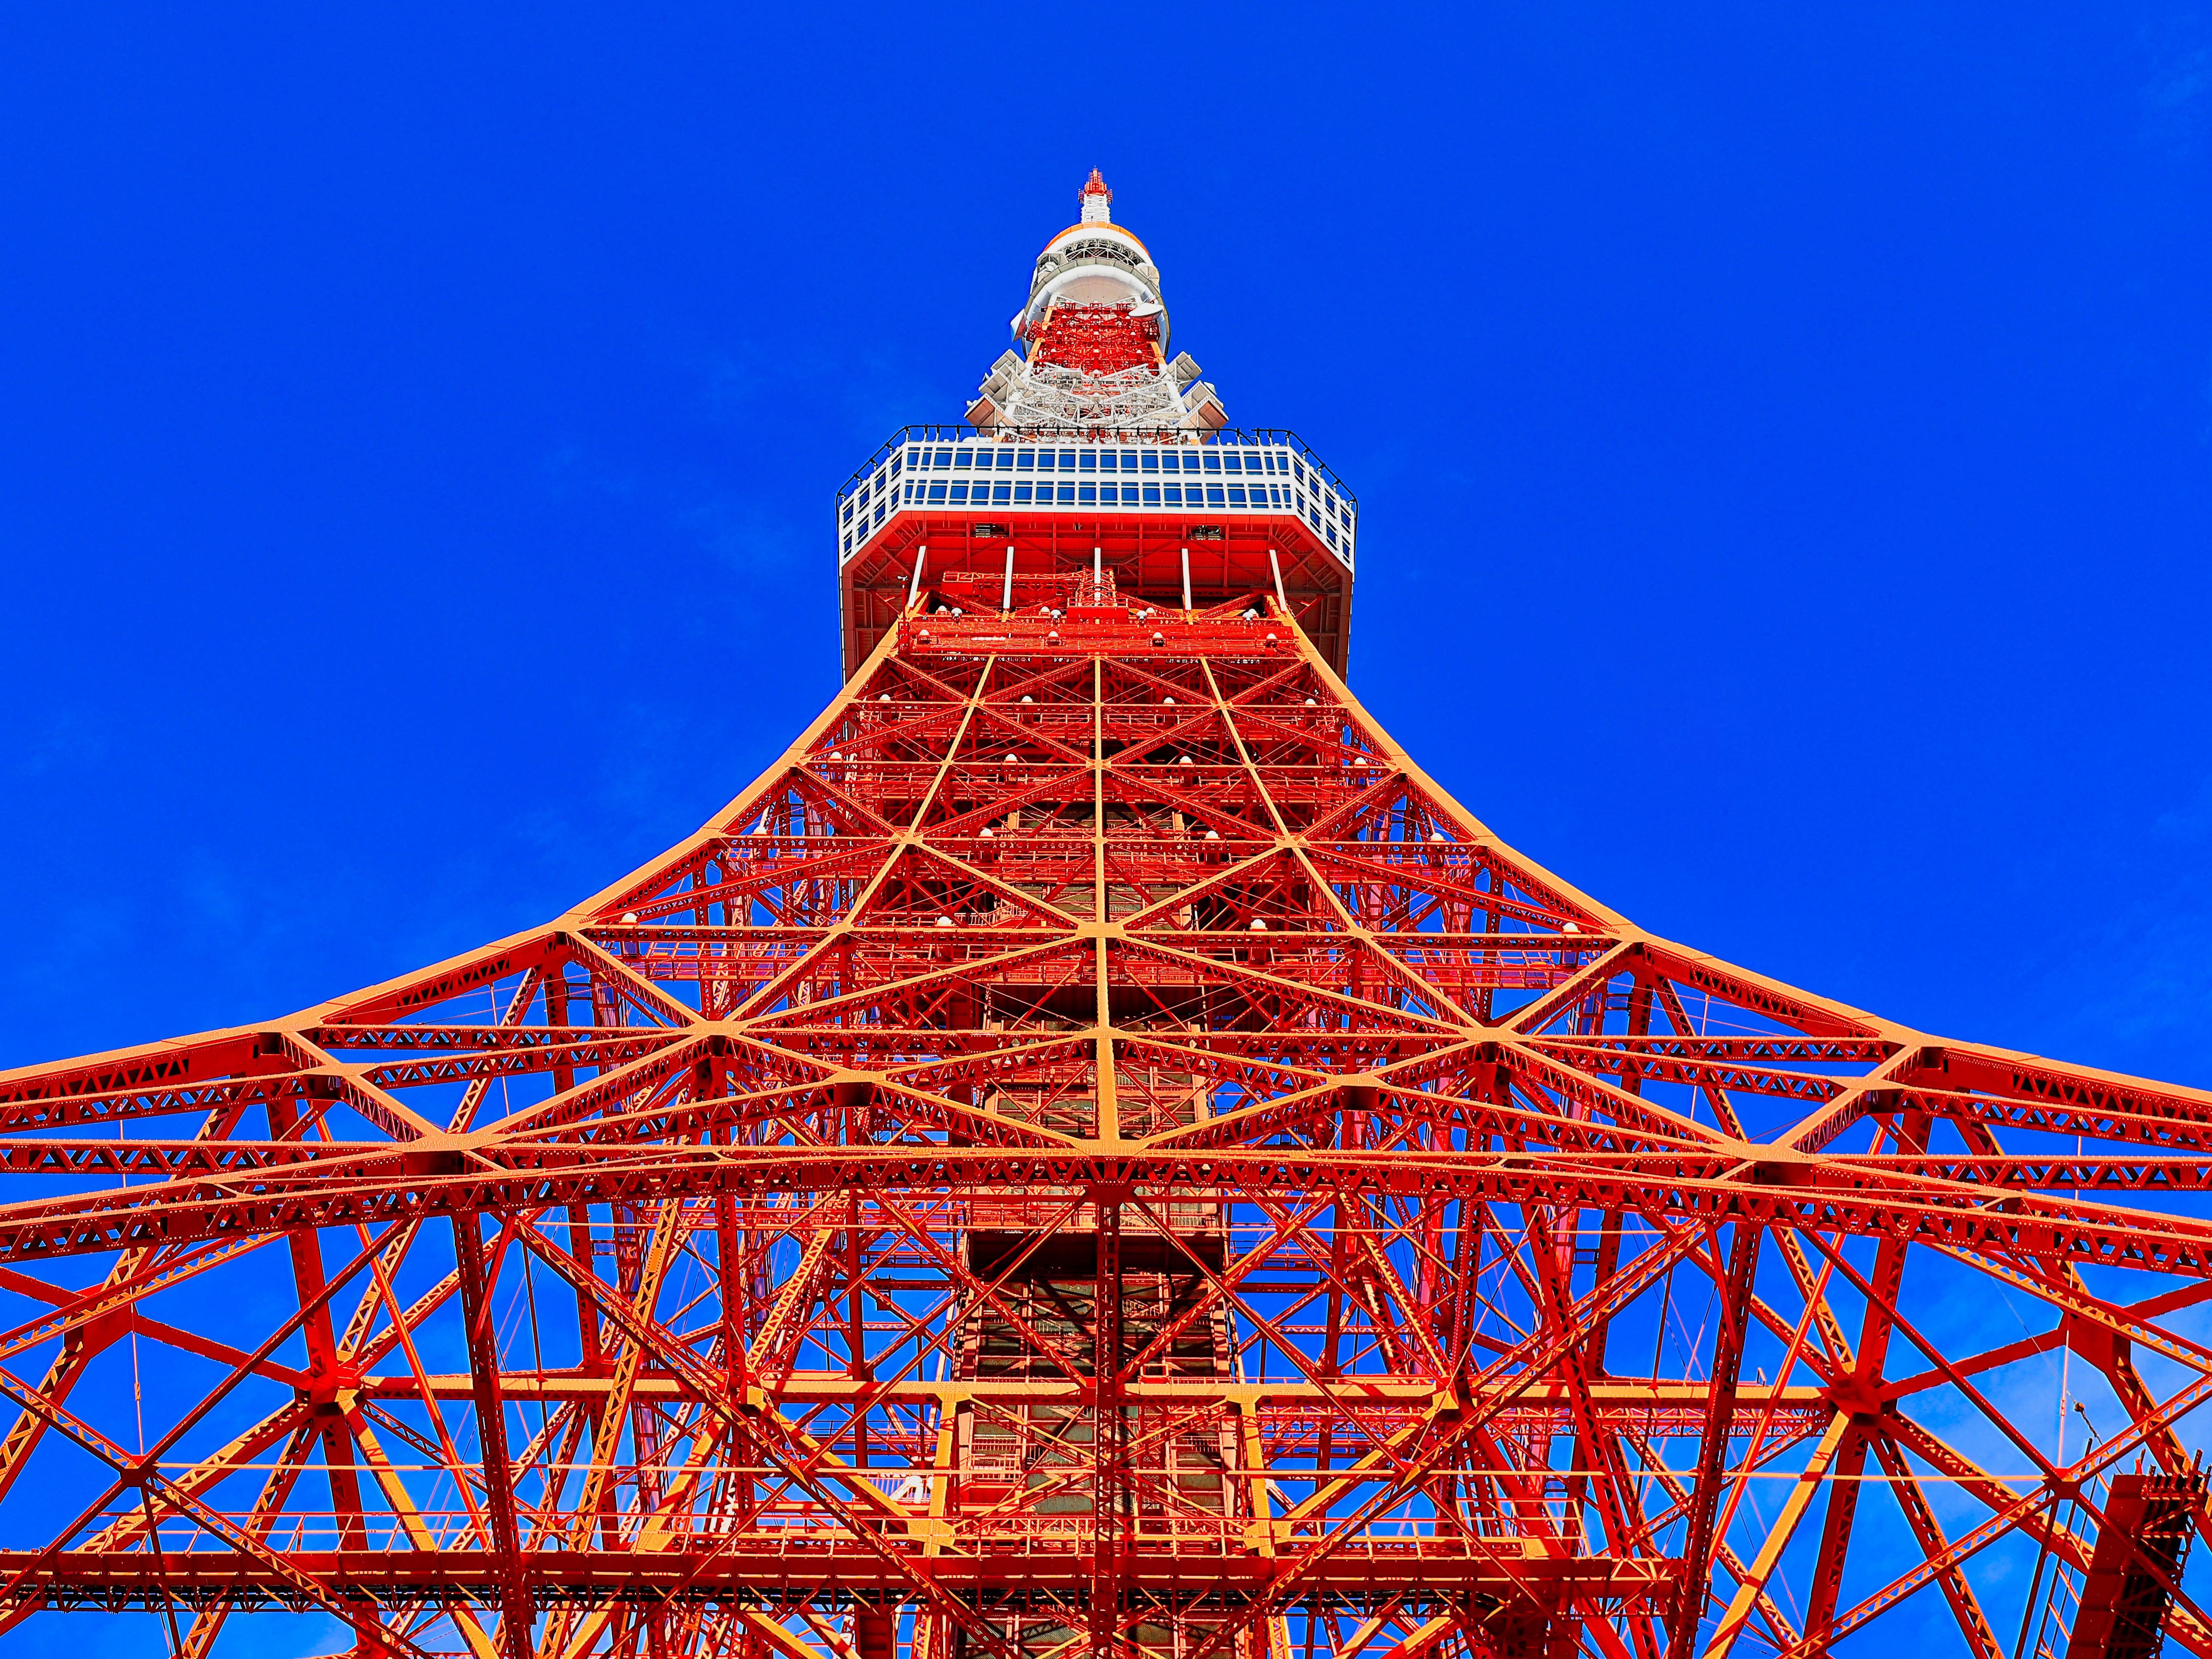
top-left (843, 476), bottom-right (1352, 525)
top-left (837, 485), bottom-right (1355, 563)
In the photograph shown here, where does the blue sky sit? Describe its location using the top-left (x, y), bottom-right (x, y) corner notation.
top-left (2, 1), bottom-right (2209, 1097)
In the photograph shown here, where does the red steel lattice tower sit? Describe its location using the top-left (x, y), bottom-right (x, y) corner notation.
top-left (1, 175), bottom-right (2209, 1659)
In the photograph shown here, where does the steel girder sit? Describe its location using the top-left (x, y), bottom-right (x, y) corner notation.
top-left (0, 593), bottom-right (2208, 1659)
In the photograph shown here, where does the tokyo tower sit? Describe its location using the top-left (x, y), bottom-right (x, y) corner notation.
top-left (3, 169), bottom-right (2211, 1659)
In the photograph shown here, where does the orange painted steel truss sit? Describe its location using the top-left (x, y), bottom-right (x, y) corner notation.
top-left (0, 585), bottom-right (2209, 1659)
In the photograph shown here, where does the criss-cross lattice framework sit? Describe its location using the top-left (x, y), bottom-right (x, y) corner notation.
top-left (1, 587), bottom-right (2210, 1659)
top-left (1028, 305), bottom-right (1160, 377)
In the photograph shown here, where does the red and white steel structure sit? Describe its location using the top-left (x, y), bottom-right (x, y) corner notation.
top-left (0, 175), bottom-right (2205, 1659)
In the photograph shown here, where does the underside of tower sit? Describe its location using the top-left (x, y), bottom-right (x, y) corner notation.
top-left (0, 174), bottom-right (2208, 1659)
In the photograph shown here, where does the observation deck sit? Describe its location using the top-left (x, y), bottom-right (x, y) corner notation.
top-left (834, 426), bottom-right (1357, 680)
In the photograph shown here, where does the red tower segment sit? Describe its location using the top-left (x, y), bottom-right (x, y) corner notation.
top-left (837, 173), bottom-right (1336, 676)
top-left (1029, 306), bottom-right (1160, 377)
top-left (0, 173), bottom-right (2207, 1659)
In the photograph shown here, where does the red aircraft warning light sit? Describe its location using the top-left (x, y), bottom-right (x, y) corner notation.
top-left (0, 172), bottom-right (2204, 1659)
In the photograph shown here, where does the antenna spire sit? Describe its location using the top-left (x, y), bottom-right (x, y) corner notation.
top-left (1079, 168), bottom-right (1112, 223)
